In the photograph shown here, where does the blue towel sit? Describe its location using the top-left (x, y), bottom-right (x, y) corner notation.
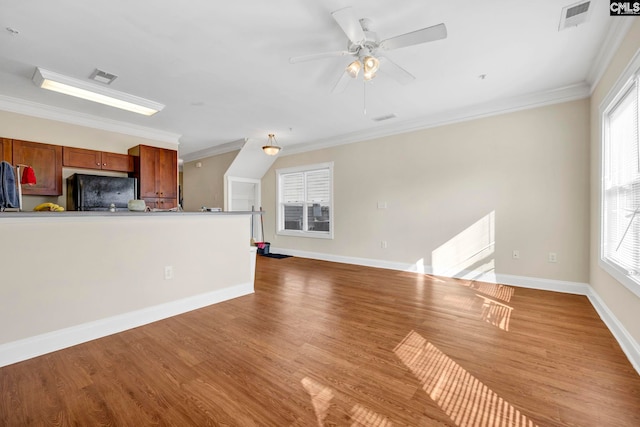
top-left (0, 161), bottom-right (19, 210)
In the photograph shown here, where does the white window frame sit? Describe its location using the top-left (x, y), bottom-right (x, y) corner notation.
top-left (600, 49), bottom-right (640, 299)
top-left (276, 162), bottom-right (334, 239)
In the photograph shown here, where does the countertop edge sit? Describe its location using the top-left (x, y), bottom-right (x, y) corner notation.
top-left (0, 210), bottom-right (263, 218)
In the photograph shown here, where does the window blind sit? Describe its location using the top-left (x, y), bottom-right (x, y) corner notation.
top-left (306, 169), bottom-right (330, 202)
top-left (604, 79), bottom-right (640, 276)
top-left (282, 172), bottom-right (304, 203)
top-left (277, 163), bottom-right (333, 238)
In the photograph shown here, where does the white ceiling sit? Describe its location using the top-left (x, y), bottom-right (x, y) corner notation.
top-left (0, 1), bottom-right (626, 160)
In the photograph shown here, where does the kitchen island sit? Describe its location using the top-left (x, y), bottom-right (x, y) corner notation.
top-left (0, 211), bottom-right (258, 367)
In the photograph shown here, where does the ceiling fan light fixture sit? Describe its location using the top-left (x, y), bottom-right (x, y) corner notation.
top-left (346, 60), bottom-right (361, 78)
top-left (363, 56), bottom-right (380, 75)
top-left (262, 133), bottom-right (281, 156)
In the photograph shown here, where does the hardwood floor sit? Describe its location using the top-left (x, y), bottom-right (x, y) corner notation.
top-left (1, 256), bottom-right (639, 426)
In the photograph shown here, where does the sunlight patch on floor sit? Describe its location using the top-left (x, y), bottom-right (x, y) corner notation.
top-left (470, 282), bottom-right (514, 302)
top-left (394, 330), bottom-right (537, 427)
top-left (350, 404), bottom-right (393, 427)
top-left (302, 376), bottom-right (334, 427)
top-left (477, 295), bottom-right (513, 331)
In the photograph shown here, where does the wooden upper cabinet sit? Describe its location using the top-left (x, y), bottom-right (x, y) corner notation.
top-left (157, 148), bottom-right (177, 199)
top-left (63, 147), bottom-right (133, 173)
top-left (63, 147), bottom-right (101, 169)
top-left (12, 139), bottom-right (63, 196)
top-left (129, 144), bottom-right (178, 204)
top-left (101, 151), bottom-right (134, 173)
top-left (1, 138), bottom-right (12, 162)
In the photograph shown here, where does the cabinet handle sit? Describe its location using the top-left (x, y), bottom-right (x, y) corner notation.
top-left (96, 163), bottom-right (100, 166)
top-left (103, 163), bottom-right (107, 166)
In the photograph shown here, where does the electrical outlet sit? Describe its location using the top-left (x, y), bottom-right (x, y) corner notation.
top-left (381, 240), bottom-right (388, 249)
top-left (164, 265), bottom-right (173, 280)
top-left (548, 252), bottom-right (558, 263)
top-left (512, 250), bottom-right (520, 260)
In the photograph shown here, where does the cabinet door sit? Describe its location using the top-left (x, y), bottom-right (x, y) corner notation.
top-left (157, 148), bottom-right (177, 199)
top-left (142, 198), bottom-right (156, 209)
top-left (128, 145), bottom-right (178, 202)
top-left (102, 152), bottom-right (134, 173)
top-left (13, 140), bottom-right (62, 196)
top-left (156, 198), bottom-right (177, 209)
top-left (1, 138), bottom-right (12, 162)
top-left (63, 147), bottom-right (102, 169)
top-left (138, 145), bottom-right (158, 199)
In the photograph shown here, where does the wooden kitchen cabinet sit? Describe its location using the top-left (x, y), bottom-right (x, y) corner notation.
top-left (12, 139), bottom-right (63, 196)
top-left (1, 138), bottom-right (12, 162)
top-left (63, 147), bottom-right (134, 172)
top-left (128, 145), bottom-right (178, 208)
top-left (143, 198), bottom-right (178, 210)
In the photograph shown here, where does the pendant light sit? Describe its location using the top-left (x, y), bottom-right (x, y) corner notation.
top-left (262, 133), bottom-right (281, 156)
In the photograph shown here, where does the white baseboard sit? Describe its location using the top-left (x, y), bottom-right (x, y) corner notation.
top-left (586, 289), bottom-right (640, 374)
top-left (0, 282), bottom-right (254, 368)
top-left (272, 246), bottom-right (640, 375)
top-left (272, 247), bottom-right (590, 291)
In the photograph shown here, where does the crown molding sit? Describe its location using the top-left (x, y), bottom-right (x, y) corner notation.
top-left (0, 94), bottom-right (181, 145)
top-left (282, 82), bottom-right (591, 156)
top-left (587, 17), bottom-right (635, 92)
top-left (180, 138), bottom-right (246, 162)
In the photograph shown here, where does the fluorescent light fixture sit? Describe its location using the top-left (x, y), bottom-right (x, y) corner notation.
top-left (32, 67), bottom-right (164, 116)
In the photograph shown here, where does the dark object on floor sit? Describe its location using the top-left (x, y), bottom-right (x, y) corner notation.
top-left (260, 253), bottom-right (292, 259)
top-left (256, 241), bottom-right (270, 255)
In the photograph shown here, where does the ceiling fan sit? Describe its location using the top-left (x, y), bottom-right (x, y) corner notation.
top-left (289, 7), bottom-right (447, 93)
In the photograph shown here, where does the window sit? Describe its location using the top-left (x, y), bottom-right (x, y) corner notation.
top-left (601, 52), bottom-right (640, 298)
top-left (277, 162), bottom-right (333, 239)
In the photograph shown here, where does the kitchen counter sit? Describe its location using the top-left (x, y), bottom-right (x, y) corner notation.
top-left (0, 210), bottom-right (257, 367)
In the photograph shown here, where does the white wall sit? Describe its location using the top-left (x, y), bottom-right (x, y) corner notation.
top-left (182, 151), bottom-right (238, 212)
top-left (0, 213), bottom-right (253, 366)
top-left (590, 19), bottom-right (640, 346)
top-left (262, 99), bottom-right (590, 284)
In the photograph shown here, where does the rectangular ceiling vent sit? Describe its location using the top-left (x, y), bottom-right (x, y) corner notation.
top-left (559, 1), bottom-right (591, 31)
top-left (89, 69), bottom-right (118, 85)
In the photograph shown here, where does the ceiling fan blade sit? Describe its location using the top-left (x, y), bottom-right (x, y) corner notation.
top-left (378, 56), bottom-right (415, 85)
top-left (331, 70), bottom-right (352, 94)
top-left (379, 23), bottom-right (447, 51)
top-left (331, 7), bottom-right (366, 45)
top-left (289, 50), bottom-right (351, 64)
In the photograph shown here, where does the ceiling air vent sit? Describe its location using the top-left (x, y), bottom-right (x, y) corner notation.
top-left (559, 1), bottom-right (591, 31)
top-left (89, 69), bottom-right (118, 85)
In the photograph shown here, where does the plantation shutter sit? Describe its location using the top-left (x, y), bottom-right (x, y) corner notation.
top-left (306, 169), bottom-right (330, 202)
top-left (282, 172), bottom-right (304, 203)
top-left (277, 162), bottom-right (333, 237)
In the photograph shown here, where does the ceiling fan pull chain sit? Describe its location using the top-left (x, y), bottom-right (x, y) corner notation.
top-left (363, 79), bottom-right (367, 115)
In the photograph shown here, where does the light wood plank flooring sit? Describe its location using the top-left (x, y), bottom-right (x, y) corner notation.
top-left (1, 256), bottom-right (639, 426)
